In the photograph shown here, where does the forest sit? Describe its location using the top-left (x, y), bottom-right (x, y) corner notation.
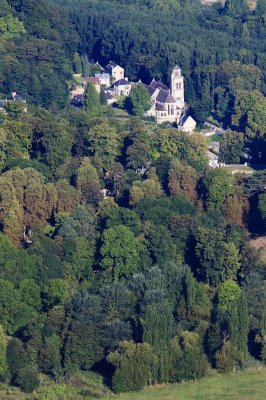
top-left (0, 0), bottom-right (265, 397)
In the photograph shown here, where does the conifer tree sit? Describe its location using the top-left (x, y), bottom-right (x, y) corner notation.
top-left (100, 87), bottom-right (108, 105)
top-left (0, 325), bottom-right (7, 380)
top-left (257, 0), bottom-right (266, 14)
top-left (224, 0), bottom-right (248, 16)
top-left (84, 82), bottom-right (101, 117)
top-left (73, 53), bottom-right (82, 75)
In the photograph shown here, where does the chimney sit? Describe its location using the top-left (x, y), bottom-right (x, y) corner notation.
top-left (125, 77), bottom-right (128, 81)
top-left (12, 92), bottom-right (16, 99)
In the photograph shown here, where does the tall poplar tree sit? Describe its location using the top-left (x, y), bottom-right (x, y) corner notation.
top-left (84, 82), bottom-right (101, 117)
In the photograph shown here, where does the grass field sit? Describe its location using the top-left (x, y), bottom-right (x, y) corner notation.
top-left (106, 368), bottom-right (266, 400)
top-left (0, 368), bottom-right (264, 400)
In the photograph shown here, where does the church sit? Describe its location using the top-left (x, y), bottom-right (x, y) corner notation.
top-left (145, 66), bottom-right (186, 125)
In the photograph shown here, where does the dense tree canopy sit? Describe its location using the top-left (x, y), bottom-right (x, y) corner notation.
top-left (0, 0), bottom-right (265, 396)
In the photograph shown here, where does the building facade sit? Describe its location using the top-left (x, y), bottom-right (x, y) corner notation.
top-left (106, 62), bottom-right (124, 82)
top-left (114, 78), bottom-right (132, 96)
top-left (95, 73), bottom-right (111, 87)
top-left (145, 66), bottom-right (186, 124)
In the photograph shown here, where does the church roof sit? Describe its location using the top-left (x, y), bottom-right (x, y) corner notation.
top-left (149, 80), bottom-right (168, 91)
top-left (145, 84), bottom-right (157, 96)
top-left (156, 89), bottom-right (176, 104)
top-left (155, 103), bottom-right (166, 111)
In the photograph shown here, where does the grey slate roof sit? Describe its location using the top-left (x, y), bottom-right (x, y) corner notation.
top-left (145, 84), bottom-right (157, 96)
top-left (156, 89), bottom-right (176, 104)
top-left (106, 61), bottom-right (119, 71)
top-left (155, 103), bottom-right (166, 111)
top-left (95, 73), bottom-right (110, 79)
top-left (113, 79), bottom-right (130, 86)
top-left (149, 80), bottom-right (168, 91)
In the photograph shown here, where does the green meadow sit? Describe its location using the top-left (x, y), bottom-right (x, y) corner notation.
top-left (0, 368), bottom-right (264, 400)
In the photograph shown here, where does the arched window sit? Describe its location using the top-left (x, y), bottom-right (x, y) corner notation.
top-left (171, 106), bottom-right (174, 115)
top-left (176, 83), bottom-right (179, 90)
top-left (168, 105), bottom-right (170, 115)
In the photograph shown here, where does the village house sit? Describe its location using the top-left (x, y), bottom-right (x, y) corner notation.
top-left (106, 61), bottom-right (124, 82)
top-left (95, 73), bottom-right (111, 87)
top-left (113, 78), bottom-right (132, 96)
top-left (70, 62), bottom-right (196, 132)
top-left (84, 76), bottom-right (101, 93)
top-left (105, 90), bottom-right (116, 105)
top-left (178, 115), bottom-right (197, 133)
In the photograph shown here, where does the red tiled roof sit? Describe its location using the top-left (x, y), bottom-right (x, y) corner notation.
top-left (84, 77), bottom-right (101, 85)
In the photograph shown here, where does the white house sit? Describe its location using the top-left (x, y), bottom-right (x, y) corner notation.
top-left (178, 115), bottom-right (197, 133)
top-left (114, 78), bottom-right (132, 96)
top-left (84, 76), bottom-right (101, 93)
top-left (106, 61), bottom-right (124, 82)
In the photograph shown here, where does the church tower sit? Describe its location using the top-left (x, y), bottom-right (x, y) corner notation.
top-left (170, 66), bottom-right (185, 108)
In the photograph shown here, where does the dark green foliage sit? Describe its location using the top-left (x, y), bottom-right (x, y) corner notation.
top-left (125, 84), bottom-right (151, 116)
top-left (100, 88), bottom-right (108, 105)
top-left (84, 82), bottom-right (101, 117)
top-left (215, 341), bottom-right (243, 373)
top-left (106, 208), bottom-right (142, 235)
top-left (0, 0), bottom-right (264, 395)
top-left (219, 130), bottom-right (245, 164)
top-left (73, 53), bottom-right (82, 75)
top-left (224, 0), bottom-right (248, 17)
top-left (174, 331), bottom-right (209, 381)
top-left (143, 301), bottom-right (173, 353)
top-left (8, 338), bottom-right (28, 379)
top-left (100, 225), bottom-right (141, 280)
top-left (15, 367), bottom-right (40, 393)
top-left (204, 168), bottom-right (234, 212)
top-left (107, 341), bottom-right (156, 392)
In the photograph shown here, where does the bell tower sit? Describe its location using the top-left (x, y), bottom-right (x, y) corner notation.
top-left (171, 66), bottom-right (185, 108)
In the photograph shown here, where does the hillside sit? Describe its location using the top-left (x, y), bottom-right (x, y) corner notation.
top-left (109, 368), bottom-right (266, 400)
top-left (201, 0), bottom-right (257, 8)
top-left (0, 0), bottom-right (78, 107)
top-left (0, 368), bottom-right (264, 399)
top-left (0, 0), bottom-right (265, 398)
